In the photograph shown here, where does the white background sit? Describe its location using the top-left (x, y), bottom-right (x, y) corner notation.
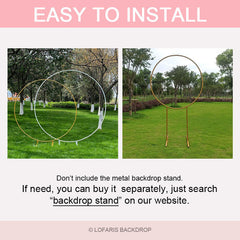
top-left (0, 28), bottom-right (239, 220)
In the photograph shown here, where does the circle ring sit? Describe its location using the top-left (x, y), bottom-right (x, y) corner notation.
top-left (14, 79), bottom-right (77, 143)
top-left (34, 70), bottom-right (107, 143)
top-left (150, 54), bottom-right (204, 110)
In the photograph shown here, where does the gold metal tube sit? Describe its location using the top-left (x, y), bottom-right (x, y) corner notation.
top-left (165, 108), bottom-right (168, 147)
top-left (186, 107), bottom-right (190, 148)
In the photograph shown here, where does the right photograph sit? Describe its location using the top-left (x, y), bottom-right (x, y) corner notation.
top-left (122, 48), bottom-right (233, 159)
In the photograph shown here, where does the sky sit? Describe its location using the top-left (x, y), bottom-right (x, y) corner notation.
top-left (149, 48), bottom-right (227, 75)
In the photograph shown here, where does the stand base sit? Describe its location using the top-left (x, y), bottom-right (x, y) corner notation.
top-left (165, 136), bottom-right (168, 147)
top-left (164, 107), bottom-right (190, 148)
top-left (186, 137), bottom-right (190, 148)
top-left (165, 136), bottom-right (190, 147)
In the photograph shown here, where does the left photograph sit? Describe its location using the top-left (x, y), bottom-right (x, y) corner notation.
top-left (8, 48), bottom-right (118, 159)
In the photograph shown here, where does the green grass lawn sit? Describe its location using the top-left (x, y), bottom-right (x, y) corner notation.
top-left (123, 102), bottom-right (232, 159)
top-left (8, 102), bottom-right (118, 159)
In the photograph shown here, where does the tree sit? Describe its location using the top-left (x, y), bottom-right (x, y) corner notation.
top-left (68, 48), bottom-right (118, 111)
top-left (202, 72), bottom-right (220, 97)
top-left (183, 71), bottom-right (199, 98)
top-left (123, 48), bottom-right (153, 115)
top-left (112, 83), bottom-right (118, 111)
top-left (216, 49), bottom-right (233, 94)
top-left (8, 48), bottom-right (72, 114)
top-left (135, 68), bottom-right (151, 96)
top-left (152, 72), bottom-right (166, 98)
top-left (165, 65), bottom-right (190, 105)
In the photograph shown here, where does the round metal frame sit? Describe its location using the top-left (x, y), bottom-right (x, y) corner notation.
top-left (14, 79), bottom-right (77, 143)
top-left (34, 69), bottom-right (107, 143)
top-left (150, 54), bottom-right (204, 110)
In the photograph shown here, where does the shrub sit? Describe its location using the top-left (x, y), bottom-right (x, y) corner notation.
top-left (47, 102), bottom-right (116, 111)
top-left (123, 98), bottom-right (232, 112)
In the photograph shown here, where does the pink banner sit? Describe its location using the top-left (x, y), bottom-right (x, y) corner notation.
top-left (0, 0), bottom-right (239, 27)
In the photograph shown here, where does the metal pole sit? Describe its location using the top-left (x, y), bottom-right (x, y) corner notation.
top-left (165, 108), bottom-right (168, 147)
top-left (186, 107), bottom-right (190, 147)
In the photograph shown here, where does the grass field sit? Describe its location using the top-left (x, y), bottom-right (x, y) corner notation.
top-left (123, 102), bottom-right (232, 159)
top-left (8, 102), bottom-right (118, 159)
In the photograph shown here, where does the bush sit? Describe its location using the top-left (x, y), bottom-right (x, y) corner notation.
top-left (48, 101), bottom-right (76, 109)
top-left (47, 102), bottom-right (117, 111)
top-left (123, 98), bottom-right (232, 112)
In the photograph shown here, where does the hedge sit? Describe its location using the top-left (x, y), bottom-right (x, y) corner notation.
top-left (123, 98), bottom-right (232, 112)
top-left (47, 102), bottom-right (117, 111)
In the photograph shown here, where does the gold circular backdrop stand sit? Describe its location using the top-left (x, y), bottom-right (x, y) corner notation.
top-left (150, 54), bottom-right (204, 109)
top-left (14, 79), bottom-right (78, 144)
top-left (149, 54), bottom-right (204, 147)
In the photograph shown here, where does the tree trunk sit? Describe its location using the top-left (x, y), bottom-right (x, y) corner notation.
top-left (90, 104), bottom-right (94, 112)
top-left (77, 97), bottom-right (80, 109)
top-left (174, 87), bottom-right (177, 105)
top-left (128, 77), bottom-right (133, 116)
top-left (60, 89), bottom-right (62, 102)
top-left (114, 89), bottom-right (118, 111)
top-left (90, 93), bottom-right (95, 112)
top-left (19, 92), bottom-right (24, 115)
top-left (98, 89), bottom-right (104, 112)
top-left (43, 90), bottom-right (46, 108)
top-left (98, 109), bottom-right (104, 129)
top-left (30, 88), bottom-right (33, 111)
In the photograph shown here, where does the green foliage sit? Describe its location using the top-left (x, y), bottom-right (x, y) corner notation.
top-left (8, 48), bottom-right (72, 96)
top-left (164, 65), bottom-right (200, 102)
top-left (123, 102), bottom-right (232, 159)
top-left (123, 48), bottom-right (153, 115)
top-left (123, 48), bottom-right (153, 71)
top-left (202, 72), bottom-right (223, 97)
top-left (123, 49), bottom-right (233, 101)
top-left (216, 49), bottom-right (233, 93)
top-left (134, 68), bottom-right (151, 96)
top-left (8, 48), bottom-right (118, 108)
top-left (216, 49), bottom-right (233, 75)
top-left (47, 101), bottom-right (116, 111)
top-left (47, 101), bottom-right (77, 109)
top-left (152, 72), bottom-right (166, 96)
top-left (68, 48), bottom-right (118, 107)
